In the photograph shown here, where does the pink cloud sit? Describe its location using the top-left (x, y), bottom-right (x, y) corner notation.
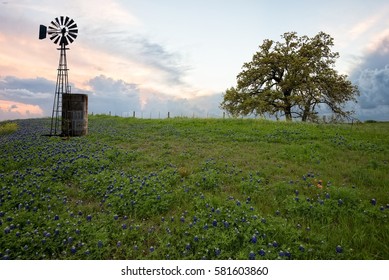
top-left (0, 99), bottom-right (44, 119)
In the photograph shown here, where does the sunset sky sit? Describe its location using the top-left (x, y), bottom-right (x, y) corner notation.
top-left (1, 0), bottom-right (389, 120)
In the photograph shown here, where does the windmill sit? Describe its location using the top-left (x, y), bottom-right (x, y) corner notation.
top-left (39, 16), bottom-right (80, 136)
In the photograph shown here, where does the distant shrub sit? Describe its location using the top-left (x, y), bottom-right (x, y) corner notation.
top-left (365, 120), bottom-right (378, 123)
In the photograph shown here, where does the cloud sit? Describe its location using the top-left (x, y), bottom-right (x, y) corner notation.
top-left (0, 76), bottom-right (54, 95)
top-left (351, 34), bottom-right (389, 120)
top-left (0, 76), bottom-right (53, 119)
top-left (0, 74), bottom-right (223, 120)
top-left (77, 32), bottom-right (188, 91)
top-left (0, 99), bottom-right (44, 120)
top-left (83, 75), bottom-right (223, 118)
top-left (133, 91), bottom-right (223, 118)
top-left (85, 75), bottom-right (141, 113)
top-left (129, 36), bottom-right (188, 85)
top-left (354, 67), bottom-right (389, 109)
top-left (348, 11), bottom-right (388, 41)
top-left (358, 35), bottom-right (389, 70)
top-left (0, 76), bottom-right (54, 106)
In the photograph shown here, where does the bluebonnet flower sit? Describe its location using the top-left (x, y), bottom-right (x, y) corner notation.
top-left (336, 245), bottom-right (343, 253)
top-left (215, 248), bottom-right (221, 256)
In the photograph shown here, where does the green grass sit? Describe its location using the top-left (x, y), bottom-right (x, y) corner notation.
top-left (0, 122), bottom-right (18, 135)
top-left (0, 116), bottom-right (388, 260)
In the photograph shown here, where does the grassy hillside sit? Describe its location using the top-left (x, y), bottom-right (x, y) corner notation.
top-left (0, 116), bottom-right (388, 259)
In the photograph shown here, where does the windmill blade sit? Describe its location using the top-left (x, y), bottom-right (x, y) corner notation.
top-left (49, 31), bottom-right (57, 38)
top-left (68, 24), bottom-right (78, 31)
top-left (55, 17), bottom-right (61, 27)
top-left (68, 32), bottom-right (78, 40)
top-left (64, 16), bottom-right (70, 26)
top-left (68, 29), bottom-right (78, 35)
top-left (53, 35), bottom-right (62, 45)
top-left (68, 27), bottom-right (78, 34)
top-left (68, 22), bottom-right (77, 30)
top-left (48, 24), bottom-right (59, 31)
top-left (68, 30), bottom-right (77, 37)
top-left (50, 33), bottom-right (59, 41)
top-left (68, 33), bottom-right (77, 43)
top-left (67, 19), bottom-right (75, 27)
top-left (51, 20), bottom-right (60, 28)
top-left (68, 29), bottom-right (78, 36)
top-left (48, 26), bottom-right (60, 35)
top-left (68, 32), bottom-right (77, 41)
top-left (66, 34), bottom-right (74, 44)
top-left (60, 16), bottom-right (65, 25)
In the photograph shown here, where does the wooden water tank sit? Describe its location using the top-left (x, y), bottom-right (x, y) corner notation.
top-left (62, 93), bottom-right (88, 136)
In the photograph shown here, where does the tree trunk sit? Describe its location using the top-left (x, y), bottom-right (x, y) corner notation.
top-left (284, 106), bottom-right (293, 121)
top-left (301, 105), bottom-right (310, 122)
top-left (283, 90), bottom-right (293, 121)
top-left (302, 98), bottom-right (314, 122)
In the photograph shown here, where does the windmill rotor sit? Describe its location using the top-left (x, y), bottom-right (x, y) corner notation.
top-left (40, 16), bottom-right (78, 46)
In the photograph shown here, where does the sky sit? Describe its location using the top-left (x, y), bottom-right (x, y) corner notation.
top-left (1, 0), bottom-right (389, 121)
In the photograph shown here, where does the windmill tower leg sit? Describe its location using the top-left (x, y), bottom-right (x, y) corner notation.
top-left (50, 43), bottom-right (70, 136)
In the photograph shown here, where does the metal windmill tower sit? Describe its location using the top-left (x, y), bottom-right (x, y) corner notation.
top-left (39, 16), bottom-right (78, 136)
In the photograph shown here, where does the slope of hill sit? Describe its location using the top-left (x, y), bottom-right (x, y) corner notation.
top-left (1, 116), bottom-right (388, 259)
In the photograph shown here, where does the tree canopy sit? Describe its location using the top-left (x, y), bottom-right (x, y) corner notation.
top-left (221, 32), bottom-right (359, 121)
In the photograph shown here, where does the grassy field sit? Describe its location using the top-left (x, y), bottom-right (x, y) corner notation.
top-left (0, 116), bottom-right (388, 260)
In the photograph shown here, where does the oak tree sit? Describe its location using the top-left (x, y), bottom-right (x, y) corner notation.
top-left (221, 32), bottom-right (359, 121)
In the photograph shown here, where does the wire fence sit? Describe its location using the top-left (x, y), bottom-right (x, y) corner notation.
top-left (88, 111), bottom-right (362, 124)
top-left (90, 111), bottom-right (229, 119)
